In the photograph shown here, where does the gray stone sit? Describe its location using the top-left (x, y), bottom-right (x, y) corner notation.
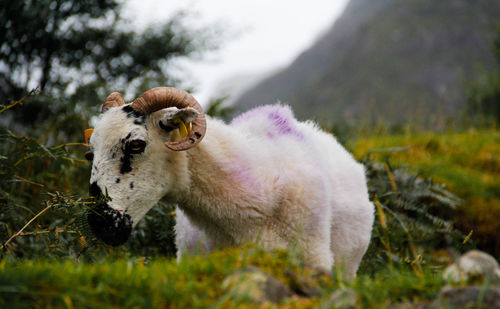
top-left (221, 267), bottom-right (292, 304)
top-left (285, 269), bottom-right (322, 297)
top-left (432, 286), bottom-right (500, 308)
top-left (319, 287), bottom-right (358, 309)
top-left (443, 250), bottom-right (500, 284)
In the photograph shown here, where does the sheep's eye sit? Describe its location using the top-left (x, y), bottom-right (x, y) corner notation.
top-left (127, 139), bottom-right (146, 154)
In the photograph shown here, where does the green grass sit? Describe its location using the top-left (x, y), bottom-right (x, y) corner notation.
top-left (348, 129), bottom-right (500, 256)
top-left (0, 247), bottom-right (449, 308)
top-left (0, 247), bottom-right (311, 308)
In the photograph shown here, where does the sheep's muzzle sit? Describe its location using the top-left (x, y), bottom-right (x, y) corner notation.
top-left (87, 203), bottom-right (132, 246)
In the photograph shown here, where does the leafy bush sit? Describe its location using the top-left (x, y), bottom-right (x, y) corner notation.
top-left (349, 131), bottom-right (500, 257)
top-left (0, 92), bottom-right (90, 259)
top-left (467, 74), bottom-right (500, 125)
top-left (360, 156), bottom-right (470, 273)
top-left (0, 92), bottom-right (180, 260)
top-left (466, 25), bottom-right (500, 125)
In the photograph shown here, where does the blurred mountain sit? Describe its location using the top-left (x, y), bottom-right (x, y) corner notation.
top-left (233, 0), bottom-right (500, 125)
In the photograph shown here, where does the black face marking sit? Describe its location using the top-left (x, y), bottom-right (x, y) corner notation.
top-left (89, 181), bottom-right (102, 197)
top-left (122, 105), bottom-right (144, 118)
top-left (122, 105), bottom-right (146, 132)
top-left (194, 132), bottom-right (202, 139)
top-left (134, 116), bottom-right (146, 125)
top-left (119, 137), bottom-right (146, 174)
top-left (87, 203), bottom-right (132, 246)
top-left (120, 154), bottom-right (133, 174)
top-left (115, 178), bottom-right (120, 183)
top-left (115, 130), bottom-right (145, 176)
top-left (129, 182), bottom-right (134, 189)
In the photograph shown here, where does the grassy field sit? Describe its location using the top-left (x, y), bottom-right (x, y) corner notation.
top-left (1, 247), bottom-right (449, 308)
top-left (349, 128), bottom-right (500, 257)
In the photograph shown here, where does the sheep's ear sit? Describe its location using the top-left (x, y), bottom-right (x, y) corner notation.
top-left (157, 107), bottom-right (199, 137)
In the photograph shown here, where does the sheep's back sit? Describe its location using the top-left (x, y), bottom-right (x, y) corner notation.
top-left (230, 105), bottom-right (304, 140)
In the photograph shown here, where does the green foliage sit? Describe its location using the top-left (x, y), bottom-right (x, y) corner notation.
top-left (466, 26), bottom-right (500, 124)
top-left (0, 247), bottom-right (460, 308)
top-left (354, 266), bottom-right (445, 307)
top-left (0, 0), bottom-right (214, 95)
top-left (467, 74), bottom-right (500, 124)
top-left (205, 96), bottom-right (235, 121)
top-left (0, 248), bottom-right (301, 308)
top-left (0, 248), bottom-right (422, 308)
top-left (0, 93), bottom-right (90, 259)
top-left (360, 158), bottom-right (467, 274)
top-left (125, 202), bottom-right (177, 258)
top-left (350, 130), bottom-right (500, 258)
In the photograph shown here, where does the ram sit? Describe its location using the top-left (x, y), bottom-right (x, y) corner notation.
top-left (86, 87), bottom-right (374, 277)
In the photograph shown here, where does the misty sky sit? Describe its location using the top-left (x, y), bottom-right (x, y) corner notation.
top-left (125, 0), bottom-right (348, 105)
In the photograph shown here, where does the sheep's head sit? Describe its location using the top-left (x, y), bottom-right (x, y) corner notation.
top-left (86, 87), bottom-right (205, 246)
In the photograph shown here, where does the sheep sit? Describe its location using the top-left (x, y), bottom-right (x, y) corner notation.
top-left (86, 87), bottom-right (374, 277)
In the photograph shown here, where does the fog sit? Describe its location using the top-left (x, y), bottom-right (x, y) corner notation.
top-left (124, 0), bottom-right (349, 104)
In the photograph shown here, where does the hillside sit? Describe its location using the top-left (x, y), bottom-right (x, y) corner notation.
top-left (349, 129), bottom-right (500, 258)
top-left (233, 0), bottom-right (500, 125)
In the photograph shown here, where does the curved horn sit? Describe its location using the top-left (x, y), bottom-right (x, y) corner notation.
top-left (130, 87), bottom-right (206, 151)
top-left (102, 92), bottom-right (125, 112)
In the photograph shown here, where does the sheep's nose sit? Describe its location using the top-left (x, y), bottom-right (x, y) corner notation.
top-left (87, 203), bottom-right (132, 246)
top-left (87, 182), bottom-right (132, 246)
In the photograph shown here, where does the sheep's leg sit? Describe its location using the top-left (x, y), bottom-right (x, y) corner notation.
top-left (297, 218), bottom-right (334, 272)
top-left (329, 241), bottom-right (369, 279)
top-left (174, 207), bottom-right (212, 260)
top-left (329, 200), bottom-right (373, 279)
top-left (304, 241), bottom-right (334, 272)
top-left (341, 246), bottom-right (369, 279)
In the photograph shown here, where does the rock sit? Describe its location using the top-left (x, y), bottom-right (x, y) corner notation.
top-left (285, 269), bottom-right (322, 297)
top-left (443, 263), bottom-right (467, 284)
top-left (432, 286), bottom-right (500, 308)
top-left (319, 287), bottom-right (357, 309)
top-left (221, 267), bottom-right (292, 304)
top-left (443, 250), bottom-right (500, 284)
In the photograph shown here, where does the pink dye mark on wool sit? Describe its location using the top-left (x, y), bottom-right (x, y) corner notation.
top-left (231, 105), bottom-right (303, 139)
top-left (227, 162), bottom-right (261, 191)
top-left (230, 105), bottom-right (275, 125)
top-left (267, 109), bottom-right (303, 139)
